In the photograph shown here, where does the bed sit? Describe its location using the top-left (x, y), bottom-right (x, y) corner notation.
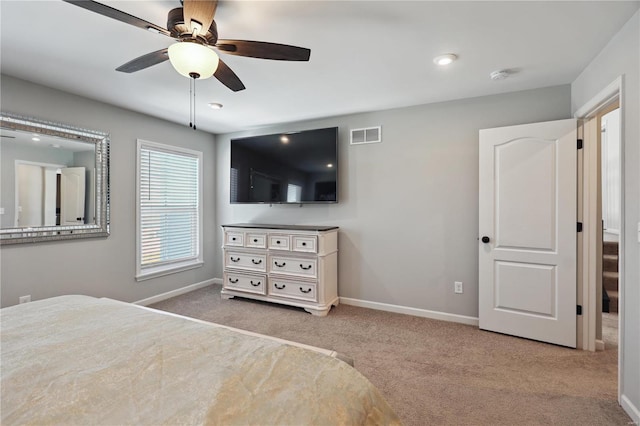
top-left (1, 295), bottom-right (400, 425)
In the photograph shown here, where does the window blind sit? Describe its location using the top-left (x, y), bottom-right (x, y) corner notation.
top-left (287, 183), bottom-right (302, 202)
top-left (230, 167), bottom-right (238, 203)
top-left (139, 145), bottom-right (200, 269)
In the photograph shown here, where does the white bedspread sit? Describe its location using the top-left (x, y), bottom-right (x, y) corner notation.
top-left (1, 295), bottom-right (400, 425)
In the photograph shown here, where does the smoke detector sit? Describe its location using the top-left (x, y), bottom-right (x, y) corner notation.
top-left (490, 70), bottom-right (510, 81)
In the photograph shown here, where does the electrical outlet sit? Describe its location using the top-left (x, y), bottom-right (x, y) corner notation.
top-left (19, 295), bottom-right (31, 304)
top-left (454, 282), bottom-right (463, 294)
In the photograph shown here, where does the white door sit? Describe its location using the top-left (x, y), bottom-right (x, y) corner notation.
top-left (479, 119), bottom-right (577, 348)
top-left (43, 168), bottom-right (58, 226)
top-left (60, 167), bottom-right (86, 225)
top-left (16, 164), bottom-right (44, 227)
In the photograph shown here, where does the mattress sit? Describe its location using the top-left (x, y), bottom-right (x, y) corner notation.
top-left (1, 295), bottom-right (400, 425)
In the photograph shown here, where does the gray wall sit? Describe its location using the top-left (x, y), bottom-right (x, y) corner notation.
top-left (0, 75), bottom-right (216, 307)
top-left (215, 85), bottom-right (571, 318)
top-left (572, 10), bottom-right (640, 419)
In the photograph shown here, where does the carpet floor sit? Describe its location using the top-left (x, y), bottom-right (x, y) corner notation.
top-left (150, 284), bottom-right (629, 425)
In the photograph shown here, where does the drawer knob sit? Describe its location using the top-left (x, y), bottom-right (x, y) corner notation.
top-left (299, 287), bottom-right (312, 294)
top-left (274, 283), bottom-right (286, 290)
top-left (274, 261), bottom-right (286, 268)
top-left (228, 278), bottom-right (239, 284)
top-left (230, 256), bottom-right (240, 262)
top-left (302, 242), bottom-right (307, 246)
top-left (253, 239), bottom-right (258, 243)
top-left (276, 240), bottom-right (281, 244)
top-left (250, 280), bottom-right (261, 287)
top-left (251, 259), bottom-right (262, 265)
top-left (232, 237), bottom-right (236, 241)
top-left (299, 264), bottom-right (312, 270)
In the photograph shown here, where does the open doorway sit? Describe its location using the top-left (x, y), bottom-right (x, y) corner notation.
top-left (599, 103), bottom-right (621, 350)
top-left (576, 77), bottom-right (625, 406)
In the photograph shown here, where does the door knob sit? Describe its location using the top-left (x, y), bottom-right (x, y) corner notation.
top-left (481, 236), bottom-right (491, 243)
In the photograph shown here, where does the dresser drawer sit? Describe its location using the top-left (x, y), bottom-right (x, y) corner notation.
top-left (224, 272), bottom-right (266, 295)
top-left (269, 278), bottom-right (317, 302)
top-left (268, 234), bottom-right (290, 250)
top-left (225, 250), bottom-right (267, 272)
top-left (292, 235), bottom-right (317, 253)
top-left (225, 231), bottom-right (244, 247)
top-left (246, 233), bottom-right (267, 249)
top-left (269, 255), bottom-right (317, 278)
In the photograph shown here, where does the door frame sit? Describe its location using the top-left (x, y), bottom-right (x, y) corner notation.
top-left (574, 75), bottom-right (624, 401)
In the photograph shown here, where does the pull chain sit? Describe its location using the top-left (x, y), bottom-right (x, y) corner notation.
top-left (193, 77), bottom-right (197, 131)
top-left (189, 77), bottom-right (193, 129)
top-left (188, 72), bottom-right (199, 131)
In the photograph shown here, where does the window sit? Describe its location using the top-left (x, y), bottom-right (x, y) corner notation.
top-left (287, 183), bottom-right (302, 203)
top-left (136, 140), bottom-right (203, 280)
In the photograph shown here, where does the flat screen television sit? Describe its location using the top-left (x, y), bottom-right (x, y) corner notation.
top-left (230, 127), bottom-right (338, 204)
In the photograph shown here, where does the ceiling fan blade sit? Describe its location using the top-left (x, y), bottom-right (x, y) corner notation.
top-left (62, 0), bottom-right (171, 37)
top-left (116, 48), bottom-right (169, 73)
top-left (214, 59), bottom-right (246, 92)
top-left (183, 0), bottom-right (218, 35)
top-left (216, 40), bottom-right (311, 61)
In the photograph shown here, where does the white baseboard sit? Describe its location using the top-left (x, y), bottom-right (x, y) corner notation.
top-left (340, 297), bottom-right (479, 326)
top-left (143, 281), bottom-right (480, 326)
top-left (134, 278), bottom-right (221, 306)
top-left (621, 394), bottom-right (640, 425)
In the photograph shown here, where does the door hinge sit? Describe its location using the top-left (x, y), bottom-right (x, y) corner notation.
top-left (577, 139), bottom-right (583, 149)
top-left (577, 222), bottom-right (583, 232)
top-left (577, 305), bottom-right (582, 315)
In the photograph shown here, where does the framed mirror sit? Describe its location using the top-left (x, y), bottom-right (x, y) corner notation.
top-left (0, 112), bottom-right (109, 244)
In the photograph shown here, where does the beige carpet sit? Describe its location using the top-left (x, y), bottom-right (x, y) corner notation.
top-left (150, 285), bottom-right (629, 425)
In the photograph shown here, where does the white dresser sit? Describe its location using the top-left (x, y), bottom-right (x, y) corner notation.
top-left (221, 224), bottom-right (339, 316)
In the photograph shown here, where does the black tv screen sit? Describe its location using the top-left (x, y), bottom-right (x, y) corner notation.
top-left (230, 127), bottom-right (338, 204)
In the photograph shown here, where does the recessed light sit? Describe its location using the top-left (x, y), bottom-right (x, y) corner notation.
top-left (32, 137), bottom-right (40, 141)
top-left (208, 102), bottom-right (223, 109)
top-left (327, 163), bottom-right (333, 168)
top-left (50, 144), bottom-right (61, 148)
top-left (433, 53), bottom-right (457, 66)
top-left (280, 135), bottom-right (289, 144)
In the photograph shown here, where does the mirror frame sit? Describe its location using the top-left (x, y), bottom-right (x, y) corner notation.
top-left (0, 112), bottom-right (110, 244)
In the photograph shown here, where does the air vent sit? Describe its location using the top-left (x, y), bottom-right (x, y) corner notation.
top-left (350, 126), bottom-right (381, 145)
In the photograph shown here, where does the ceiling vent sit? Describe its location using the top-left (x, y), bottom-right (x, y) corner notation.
top-left (350, 126), bottom-right (381, 145)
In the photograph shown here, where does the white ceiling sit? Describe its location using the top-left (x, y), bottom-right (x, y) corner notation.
top-left (0, 128), bottom-right (95, 152)
top-left (1, 1), bottom-right (638, 134)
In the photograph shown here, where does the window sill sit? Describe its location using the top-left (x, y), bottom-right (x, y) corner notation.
top-left (136, 260), bottom-right (203, 282)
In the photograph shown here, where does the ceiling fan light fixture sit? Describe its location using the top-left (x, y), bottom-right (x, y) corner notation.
top-left (168, 42), bottom-right (219, 79)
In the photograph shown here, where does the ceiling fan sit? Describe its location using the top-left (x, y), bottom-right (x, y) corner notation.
top-left (62, 0), bottom-right (311, 92)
